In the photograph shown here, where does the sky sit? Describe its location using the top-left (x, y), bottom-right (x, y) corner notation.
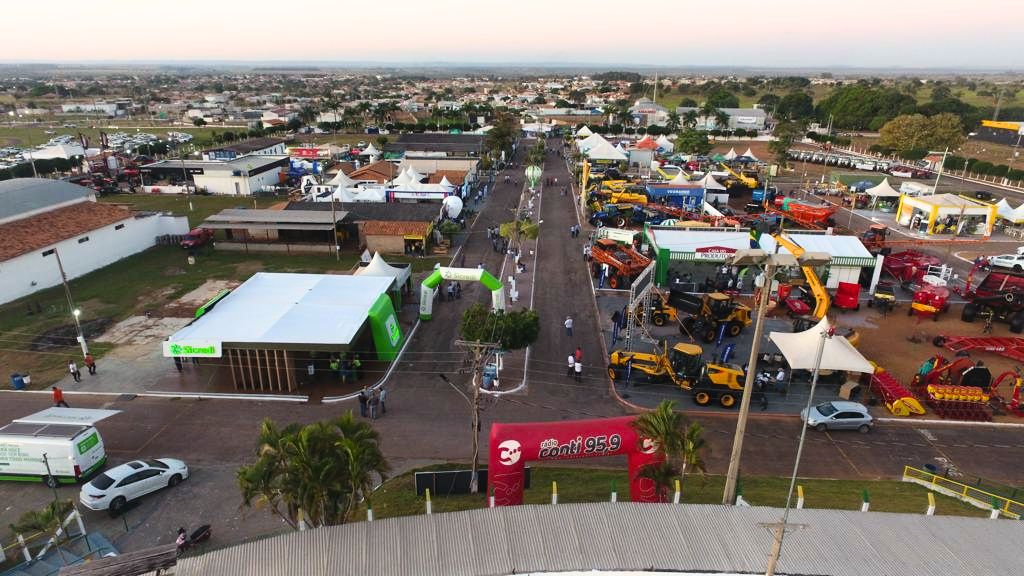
top-left (2, 0), bottom-right (1021, 69)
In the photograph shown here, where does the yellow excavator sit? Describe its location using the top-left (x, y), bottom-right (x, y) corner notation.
top-left (772, 232), bottom-right (830, 319)
top-left (718, 162), bottom-right (759, 189)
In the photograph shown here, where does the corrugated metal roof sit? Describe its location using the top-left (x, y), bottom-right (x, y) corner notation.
top-left (0, 177), bottom-right (92, 222)
top-left (650, 229), bottom-right (873, 260)
top-left (172, 502), bottom-right (1023, 576)
top-left (204, 209), bottom-right (346, 224)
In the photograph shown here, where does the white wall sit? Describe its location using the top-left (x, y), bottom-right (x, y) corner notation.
top-left (193, 169), bottom-right (281, 195)
top-left (0, 214), bottom-right (189, 305)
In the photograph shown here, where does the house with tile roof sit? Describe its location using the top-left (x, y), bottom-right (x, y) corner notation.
top-left (0, 178), bottom-right (189, 304)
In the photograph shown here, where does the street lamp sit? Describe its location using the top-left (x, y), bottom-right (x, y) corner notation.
top-left (721, 247), bottom-right (832, 505)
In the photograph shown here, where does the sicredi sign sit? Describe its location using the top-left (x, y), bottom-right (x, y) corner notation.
top-left (162, 341), bottom-right (222, 358)
top-left (694, 246), bottom-right (737, 260)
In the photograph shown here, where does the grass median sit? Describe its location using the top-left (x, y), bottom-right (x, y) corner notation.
top-left (363, 464), bottom-right (992, 520)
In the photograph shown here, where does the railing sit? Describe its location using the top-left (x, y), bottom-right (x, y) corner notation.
top-left (902, 465), bottom-right (1023, 519)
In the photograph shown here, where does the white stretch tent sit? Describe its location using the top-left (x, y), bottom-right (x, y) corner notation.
top-left (724, 148), bottom-right (738, 160)
top-left (586, 140), bottom-right (628, 161)
top-left (354, 252), bottom-right (412, 288)
top-left (995, 198), bottom-right (1024, 223)
top-left (577, 133), bottom-right (609, 153)
top-left (769, 316), bottom-right (873, 373)
top-left (392, 168), bottom-right (413, 187)
top-left (167, 273), bottom-right (393, 347)
top-left (575, 125), bottom-right (594, 138)
top-left (361, 143), bottom-right (381, 157)
top-left (865, 178), bottom-right (901, 199)
top-left (698, 173), bottom-right (727, 190)
top-left (741, 148), bottom-right (759, 161)
top-left (669, 171), bottom-right (690, 185)
top-left (656, 135), bottom-right (674, 153)
top-left (326, 170), bottom-right (358, 188)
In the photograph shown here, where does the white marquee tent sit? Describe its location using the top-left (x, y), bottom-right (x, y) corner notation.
top-left (326, 170), bottom-right (358, 188)
top-left (575, 125), bottom-right (594, 138)
top-left (995, 198), bottom-right (1024, 224)
top-left (577, 133), bottom-right (609, 153)
top-left (361, 143), bottom-right (381, 157)
top-left (769, 316), bottom-right (873, 373)
top-left (742, 148), bottom-right (759, 161)
top-left (669, 171), bottom-right (690, 185)
top-left (698, 173), bottom-right (727, 191)
top-left (724, 148), bottom-right (738, 161)
top-left (586, 140), bottom-right (628, 161)
top-left (865, 178), bottom-right (901, 199)
top-left (656, 135), bottom-right (674, 154)
top-left (354, 252), bottom-right (412, 288)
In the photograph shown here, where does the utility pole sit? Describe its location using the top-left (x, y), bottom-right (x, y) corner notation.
top-left (53, 248), bottom-right (88, 357)
top-left (441, 339), bottom-right (499, 494)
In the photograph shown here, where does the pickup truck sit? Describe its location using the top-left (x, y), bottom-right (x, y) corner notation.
top-left (180, 228), bottom-right (214, 249)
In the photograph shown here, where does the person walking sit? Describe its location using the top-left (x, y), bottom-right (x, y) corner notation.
top-left (379, 387), bottom-right (387, 414)
top-left (173, 356), bottom-right (183, 373)
top-left (352, 354), bottom-right (362, 381)
top-left (67, 359), bottom-right (81, 383)
top-left (564, 316), bottom-right (574, 337)
top-left (575, 347), bottom-right (583, 363)
top-left (358, 386), bottom-right (369, 417)
top-left (84, 353), bottom-right (96, 375)
top-left (567, 353), bottom-right (576, 377)
top-left (574, 360), bottom-right (583, 383)
top-left (52, 386), bottom-right (69, 407)
top-left (369, 390), bottom-right (380, 420)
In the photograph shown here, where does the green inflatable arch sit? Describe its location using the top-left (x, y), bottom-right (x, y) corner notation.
top-left (420, 267), bottom-right (505, 320)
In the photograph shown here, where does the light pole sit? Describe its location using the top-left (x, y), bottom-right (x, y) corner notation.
top-left (765, 326), bottom-right (833, 576)
top-left (53, 248), bottom-right (89, 357)
top-left (721, 247), bottom-right (832, 505)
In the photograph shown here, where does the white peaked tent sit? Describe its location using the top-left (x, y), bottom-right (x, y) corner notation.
top-left (392, 167), bottom-right (413, 187)
top-left (362, 143), bottom-right (381, 156)
top-left (577, 133), bottom-right (609, 153)
top-left (656, 135), bottom-right (674, 153)
top-left (354, 252), bottom-right (412, 289)
top-left (326, 170), bottom-right (358, 188)
top-left (995, 198), bottom-right (1024, 223)
top-left (405, 166), bottom-right (424, 183)
top-left (669, 171), bottom-right (690, 185)
top-left (337, 187), bottom-right (386, 203)
top-left (438, 175), bottom-right (455, 189)
top-left (742, 148), bottom-right (759, 161)
top-left (614, 143), bottom-right (628, 155)
top-left (698, 173), bottom-right (727, 190)
top-left (575, 125), bottom-right (594, 138)
top-left (586, 140), bottom-right (628, 161)
top-left (724, 148), bottom-right (738, 161)
top-left (865, 178), bottom-right (901, 199)
top-left (769, 316), bottom-right (873, 373)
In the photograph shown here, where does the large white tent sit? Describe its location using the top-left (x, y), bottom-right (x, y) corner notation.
top-left (741, 148), bottom-right (759, 161)
top-left (575, 125), bottom-right (594, 138)
top-left (577, 133), bottom-right (609, 153)
top-left (995, 198), bottom-right (1024, 223)
top-left (391, 167), bottom-right (413, 187)
top-left (361, 143), bottom-right (381, 157)
top-left (723, 148), bottom-right (738, 161)
top-left (656, 135), bottom-right (674, 154)
top-left (335, 187), bottom-right (387, 203)
top-left (769, 316), bottom-right (873, 373)
top-left (354, 252), bottom-right (412, 288)
top-left (864, 178), bottom-right (901, 199)
top-left (698, 173), bottom-right (727, 190)
top-left (326, 170), bottom-right (358, 188)
top-left (586, 140), bottom-right (628, 161)
top-left (669, 170), bottom-right (690, 185)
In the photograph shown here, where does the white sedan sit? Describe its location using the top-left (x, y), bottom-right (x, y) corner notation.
top-left (80, 458), bottom-right (189, 512)
top-left (989, 253), bottom-right (1024, 272)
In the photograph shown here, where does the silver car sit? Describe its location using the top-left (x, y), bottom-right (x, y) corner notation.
top-left (801, 401), bottom-right (873, 433)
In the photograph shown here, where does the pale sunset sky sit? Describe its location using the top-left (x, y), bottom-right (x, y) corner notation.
top-left (1, 0), bottom-right (1020, 68)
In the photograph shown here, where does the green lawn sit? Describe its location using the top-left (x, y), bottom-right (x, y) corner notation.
top-left (98, 192), bottom-right (287, 228)
top-left (363, 464), bottom-right (991, 520)
top-left (0, 124), bottom-right (245, 150)
top-left (0, 244), bottom-right (445, 388)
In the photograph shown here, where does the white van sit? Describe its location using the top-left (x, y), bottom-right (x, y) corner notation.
top-left (0, 408), bottom-right (119, 487)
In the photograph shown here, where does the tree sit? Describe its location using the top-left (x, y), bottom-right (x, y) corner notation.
top-left (678, 422), bottom-right (708, 492)
top-left (679, 97), bottom-right (699, 108)
top-left (237, 415), bottom-right (389, 529)
top-left (705, 88), bottom-right (739, 109)
top-left (682, 110), bottom-right (699, 129)
top-left (770, 120), bottom-right (807, 168)
top-left (757, 93), bottom-right (781, 111)
top-left (460, 304), bottom-right (540, 352)
top-left (675, 128), bottom-right (712, 155)
top-left (714, 111), bottom-right (731, 132)
top-left (776, 92), bottom-right (814, 120)
top-left (286, 117), bottom-right (302, 132)
top-left (815, 84), bottom-right (917, 130)
top-left (631, 400), bottom-right (686, 501)
top-left (665, 111), bottom-right (681, 133)
top-left (878, 113), bottom-right (965, 152)
top-left (192, 117), bottom-right (206, 127)
top-left (698, 102), bottom-right (719, 129)
top-left (299, 105), bottom-right (317, 125)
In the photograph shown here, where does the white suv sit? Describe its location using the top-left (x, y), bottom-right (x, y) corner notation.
top-left (80, 458), bottom-right (189, 512)
top-left (989, 253), bottom-right (1024, 272)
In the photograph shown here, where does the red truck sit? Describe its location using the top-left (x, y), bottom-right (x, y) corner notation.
top-left (180, 228), bottom-right (214, 249)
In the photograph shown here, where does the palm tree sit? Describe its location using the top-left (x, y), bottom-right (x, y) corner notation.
top-left (631, 400), bottom-right (686, 501)
top-left (666, 111), bottom-right (681, 133)
top-left (714, 111), bottom-right (731, 132)
top-left (299, 105), bottom-right (318, 126)
top-left (682, 110), bottom-right (699, 129)
top-left (698, 102), bottom-right (719, 130)
top-left (616, 105), bottom-right (634, 129)
top-left (335, 412), bottom-right (390, 515)
top-left (679, 422), bottom-right (708, 493)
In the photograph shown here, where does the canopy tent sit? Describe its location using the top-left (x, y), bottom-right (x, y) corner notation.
top-left (634, 136), bottom-right (658, 150)
top-left (586, 140), bottom-right (628, 161)
top-left (655, 135), bottom-right (674, 154)
top-left (577, 133), bottom-right (609, 153)
top-left (669, 170), bottom-right (691, 185)
top-left (995, 198), bottom-right (1024, 224)
top-left (404, 166), bottom-right (424, 184)
top-left (575, 125), bottom-right (594, 138)
top-left (723, 148), bottom-right (738, 161)
top-left (361, 143), bottom-right (381, 156)
top-left (391, 167), bottom-right (413, 187)
top-left (354, 252), bottom-right (412, 288)
top-left (711, 153), bottom-right (726, 162)
top-left (741, 148), bottom-right (759, 162)
top-left (438, 175), bottom-right (455, 189)
top-left (326, 170), bottom-right (358, 188)
top-left (614, 143), bottom-right (628, 155)
top-left (769, 316), bottom-right (874, 373)
top-left (698, 173), bottom-right (727, 190)
top-left (865, 178), bottom-right (901, 198)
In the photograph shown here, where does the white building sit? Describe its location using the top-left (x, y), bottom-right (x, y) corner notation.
top-left (0, 178), bottom-right (188, 305)
top-left (141, 155), bottom-right (288, 196)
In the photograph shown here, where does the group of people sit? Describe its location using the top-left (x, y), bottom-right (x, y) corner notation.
top-left (67, 354), bottom-right (96, 383)
top-left (568, 224), bottom-right (581, 238)
top-left (753, 368), bottom-right (787, 411)
top-left (566, 346), bottom-right (584, 382)
top-left (444, 281), bottom-right (463, 301)
top-left (328, 354), bottom-right (362, 385)
top-left (357, 385), bottom-right (387, 420)
top-left (487, 227), bottom-right (509, 253)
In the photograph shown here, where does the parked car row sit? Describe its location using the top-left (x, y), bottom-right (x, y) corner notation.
top-left (786, 149), bottom-right (931, 178)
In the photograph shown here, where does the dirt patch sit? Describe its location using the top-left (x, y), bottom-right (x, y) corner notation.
top-left (233, 261), bottom-right (265, 277)
top-left (163, 266), bottom-right (187, 276)
top-left (94, 315), bottom-right (192, 345)
top-left (158, 278), bottom-right (239, 317)
top-left (30, 317), bottom-right (113, 351)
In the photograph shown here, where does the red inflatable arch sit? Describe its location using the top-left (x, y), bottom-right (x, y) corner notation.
top-left (488, 416), bottom-right (663, 506)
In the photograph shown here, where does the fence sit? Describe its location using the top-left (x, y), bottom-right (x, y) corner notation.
top-left (902, 466), bottom-right (1023, 519)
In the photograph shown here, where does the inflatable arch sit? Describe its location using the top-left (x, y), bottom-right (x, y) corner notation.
top-left (419, 267), bottom-right (505, 320)
top-left (488, 416), bottom-right (663, 506)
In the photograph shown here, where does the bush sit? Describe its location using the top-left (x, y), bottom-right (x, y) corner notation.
top-left (709, 129), bottom-right (721, 137)
top-left (971, 161), bottom-right (994, 175)
top-left (1007, 168), bottom-right (1024, 180)
top-left (733, 128), bottom-right (747, 138)
top-left (944, 155), bottom-right (967, 170)
top-left (988, 164), bottom-right (1009, 177)
top-left (900, 148), bottom-right (928, 161)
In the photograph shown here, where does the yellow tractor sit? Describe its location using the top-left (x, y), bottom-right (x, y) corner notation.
top-left (672, 292), bottom-right (753, 343)
top-left (607, 341), bottom-right (747, 408)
